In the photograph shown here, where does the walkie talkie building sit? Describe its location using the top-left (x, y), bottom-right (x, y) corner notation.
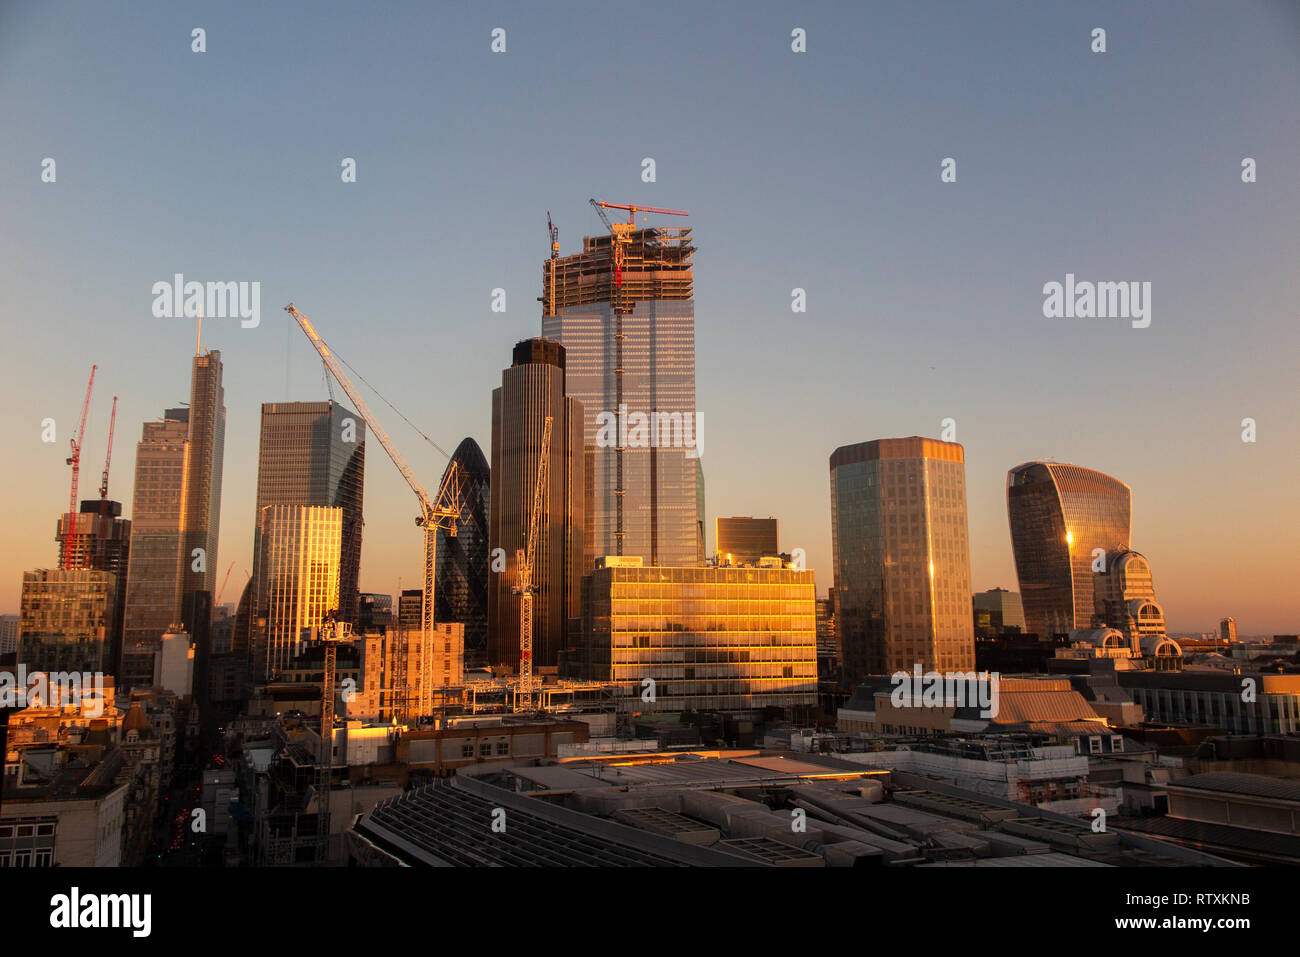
top-left (1006, 462), bottom-right (1132, 637)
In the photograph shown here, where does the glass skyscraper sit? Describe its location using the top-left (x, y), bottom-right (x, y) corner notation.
top-left (179, 350), bottom-right (226, 607)
top-left (487, 339), bottom-right (585, 673)
top-left (1006, 462), bottom-right (1132, 637)
top-left (433, 437), bottom-right (490, 669)
top-left (254, 504), bottom-right (342, 677)
top-left (830, 437), bottom-right (975, 683)
top-left (542, 225), bottom-right (701, 569)
top-left (252, 401), bottom-right (365, 626)
top-left (121, 410), bottom-right (189, 686)
top-left (120, 349), bottom-right (226, 689)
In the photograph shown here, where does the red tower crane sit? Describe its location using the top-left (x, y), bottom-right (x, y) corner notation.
top-left (215, 561), bottom-right (236, 606)
top-left (589, 200), bottom-right (688, 286)
top-left (62, 365), bottom-right (97, 570)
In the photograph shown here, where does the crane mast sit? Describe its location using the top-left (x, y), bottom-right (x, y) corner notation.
top-left (513, 415), bottom-right (552, 712)
top-left (98, 395), bottom-right (117, 516)
top-left (62, 365), bottom-right (97, 570)
top-left (284, 303), bottom-right (463, 723)
top-left (215, 560), bottom-right (236, 606)
top-left (546, 211), bottom-right (559, 318)
top-left (315, 612), bottom-right (350, 863)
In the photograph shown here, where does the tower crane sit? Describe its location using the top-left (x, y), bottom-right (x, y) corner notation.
top-left (588, 200), bottom-right (688, 556)
top-left (62, 365), bottom-right (97, 570)
top-left (314, 611), bottom-right (351, 862)
top-left (545, 212), bottom-right (560, 317)
top-left (512, 415), bottom-right (552, 712)
top-left (215, 560), bottom-right (236, 606)
top-left (97, 395), bottom-right (117, 519)
top-left (284, 303), bottom-right (464, 723)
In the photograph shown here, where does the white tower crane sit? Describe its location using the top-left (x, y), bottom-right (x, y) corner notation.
top-left (284, 303), bottom-right (463, 723)
top-left (513, 415), bottom-right (552, 712)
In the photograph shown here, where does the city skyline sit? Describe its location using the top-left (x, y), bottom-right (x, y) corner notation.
top-left (2, 2), bottom-right (1297, 635)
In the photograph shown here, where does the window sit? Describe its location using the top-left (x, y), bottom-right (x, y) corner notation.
top-left (1088, 736), bottom-right (1101, 754)
top-left (460, 744), bottom-right (474, 758)
top-left (495, 741), bottom-right (509, 756)
top-left (479, 742), bottom-right (491, 757)
top-left (1110, 736), bottom-right (1123, 752)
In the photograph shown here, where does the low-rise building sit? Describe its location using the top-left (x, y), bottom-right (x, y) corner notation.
top-left (565, 558), bottom-right (818, 718)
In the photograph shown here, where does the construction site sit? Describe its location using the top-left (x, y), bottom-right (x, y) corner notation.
top-left (542, 202), bottom-right (695, 319)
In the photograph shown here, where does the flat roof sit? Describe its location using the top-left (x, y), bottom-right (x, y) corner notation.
top-left (1169, 771), bottom-right (1300, 803)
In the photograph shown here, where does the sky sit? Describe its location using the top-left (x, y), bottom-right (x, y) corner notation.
top-left (1, 0), bottom-right (1297, 634)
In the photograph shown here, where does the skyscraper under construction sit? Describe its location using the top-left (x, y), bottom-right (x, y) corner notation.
top-left (541, 211), bottom-right (702, 569)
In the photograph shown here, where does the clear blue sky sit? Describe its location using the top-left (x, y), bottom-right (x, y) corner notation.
top-left (1, 0), bottom-right (1297, 633)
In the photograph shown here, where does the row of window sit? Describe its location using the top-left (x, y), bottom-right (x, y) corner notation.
top-left (0, 822), bottom-right (56, 839)
top-left (458, 741), bottom-right (511, 758)
top-left (0, 849), bottom-right (54, 867)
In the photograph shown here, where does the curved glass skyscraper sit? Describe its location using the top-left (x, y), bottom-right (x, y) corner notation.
top-left (434, 437), bottom-right (490, 669)
top-left (1007, 462), bottom-right (1132, 637)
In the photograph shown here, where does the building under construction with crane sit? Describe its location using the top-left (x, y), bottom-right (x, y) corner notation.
top-left (52, 383), bottom-right (131, 670)
top-left (542, 202), bottom-right (703, 570)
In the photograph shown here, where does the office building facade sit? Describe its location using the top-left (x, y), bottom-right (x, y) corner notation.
top-left (18, 569), bottom-right (118, 674)
top-left (715, 516), bottom-right (778, 567)
top-left (1007, 462), bottom-right (1132, 636)
top-left (253, 504), bottom-right (343, 678)
top-left (567, 559), bottom-right (817, 715)
top-left (178, 350), bottom-right (226, 609)
top-left (119, 350), bottom-right (226, 689)
top-left (0, 615), bottom-right (18, 656)
top-left (56, 500), bottom-right (130, 671)
top-left (488, 339), bottom-right (585, 673)
top-left (120, 410), bottom-right (189, 687)
top-left (252, 401), bottom-right (365, 625)
top-left (973, 587), bottom-right (1025, 636)
top-left (829, 437), bottom-right (975, 683)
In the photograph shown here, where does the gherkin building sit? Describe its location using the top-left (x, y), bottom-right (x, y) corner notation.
top-left (434, 437), bottom-right (490, 668)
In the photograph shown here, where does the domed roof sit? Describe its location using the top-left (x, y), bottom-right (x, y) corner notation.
top-left (1070, 627), bottom-right (1127, 648)
top-left (122, 702), bottom-right (152, 736)
top-left (1141, 635), bottom-right (1182, 656)
top-left (446, 437), bottom-right (489, 479)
